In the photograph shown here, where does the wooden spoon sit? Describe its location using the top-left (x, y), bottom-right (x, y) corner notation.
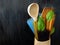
top-left (27, 3), bottom-right (39, 40)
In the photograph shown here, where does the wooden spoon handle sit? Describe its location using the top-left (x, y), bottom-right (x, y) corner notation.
top-left (34, 21), bottom-right (38, 40)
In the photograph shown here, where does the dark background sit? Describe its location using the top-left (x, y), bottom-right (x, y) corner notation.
top-left (0, 0), bottom-right (60, 45)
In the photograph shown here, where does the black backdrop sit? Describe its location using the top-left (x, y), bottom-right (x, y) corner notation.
top-left (0, 0), bottom-right (60, 45)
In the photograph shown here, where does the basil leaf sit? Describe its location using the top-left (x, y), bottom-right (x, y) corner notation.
top-left (46, 10), bottom-right (54, 21)
top-left (38, 16), bottom-right (45, 31)
top-left (50, 27), bottom-right (55, 35)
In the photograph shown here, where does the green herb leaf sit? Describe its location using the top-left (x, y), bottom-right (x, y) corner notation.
top-left (38, 16), bottom-right (45, 31)
top-left (50, 27), bottom-right (55, 35)
top-left (46, 10), bottom-right (54, 21)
